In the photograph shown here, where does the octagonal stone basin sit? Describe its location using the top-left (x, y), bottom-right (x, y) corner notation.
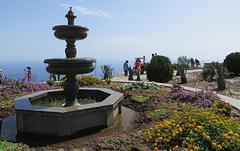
top-left (15, 88), bottom-right (123, 137)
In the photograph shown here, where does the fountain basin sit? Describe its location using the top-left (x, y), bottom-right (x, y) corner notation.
top-left (44, 58), bottom-right (96, 74)
top-left (15, 88), bottom-right (123, 136)
top-left (53, 25), bottom-right (89, 40)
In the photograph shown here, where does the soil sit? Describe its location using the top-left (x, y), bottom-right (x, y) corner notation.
top-left (121, 88), bottom-right (172, 112)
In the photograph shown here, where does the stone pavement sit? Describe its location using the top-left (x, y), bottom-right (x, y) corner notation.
top-left (112, 69), bottom-right (203, 82)
top-left (111, 78), bottom-right (240, 110)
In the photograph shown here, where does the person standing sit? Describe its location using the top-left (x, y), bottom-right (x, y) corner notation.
top-left (123, 60), bottom-right (129, 76)
top-left (135, 58), bottom-right (141, 81)
top-left (140, 56), bottom-right (146, 74)
top-left (23, 66), bottom-right (32, 83)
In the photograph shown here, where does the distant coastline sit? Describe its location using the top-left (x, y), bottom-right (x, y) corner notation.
top-left (0, 60), bottom-right (124, 82)
top-left (0, 59), bottom-right (210, 82)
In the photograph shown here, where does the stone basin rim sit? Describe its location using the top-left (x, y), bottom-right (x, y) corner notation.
top-left (44, 58), bottom-right (96, 64)
top-left (53, 25), bottom-right (89, 31)
top-left (15, 88), bottom-right (123, 113)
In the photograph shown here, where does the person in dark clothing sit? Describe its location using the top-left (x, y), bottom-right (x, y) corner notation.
top-left (123, 60), bottom-right (129, 76)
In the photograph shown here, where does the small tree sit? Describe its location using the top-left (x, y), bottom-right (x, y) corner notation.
top-left (176, 56), bottom-right (190, 84)
top-left (101, 65), bottom-right (113, 84)
top-left (202, 62), bottom-right (228, 91)
top-left (214, 63), bottom-right (227, 91)
top-left (202, 63), bottom-right (217, 82)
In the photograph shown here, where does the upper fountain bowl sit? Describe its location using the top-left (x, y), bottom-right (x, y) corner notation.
top-left (53, 25), bottom-right (89, 40)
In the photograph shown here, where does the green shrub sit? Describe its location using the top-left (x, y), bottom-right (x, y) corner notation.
top-left (131, 95), bottom-right (150, 103)
top-left (0, 141), bottom-right (29, 151)
top-left (224, 52), bottom-right (240, 75)
top-left (77, 76), bottom-right (102, 86)
top-left (146, 56), bottom-right (173, 83)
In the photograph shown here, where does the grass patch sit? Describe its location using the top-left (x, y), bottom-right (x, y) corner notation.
top-left (0, 141), bottom-right (29, 151)
top-left (131, 95), bottom-right (150, 103)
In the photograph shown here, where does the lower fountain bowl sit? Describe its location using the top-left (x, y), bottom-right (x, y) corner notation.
top-left (44, 58), bottom-right (96, 74)
top-left (15, 88), bottom-right (123, 136)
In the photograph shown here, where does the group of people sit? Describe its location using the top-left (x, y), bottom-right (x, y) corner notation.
top-left (190, 58), bottom-right (200, 68)
top-left (123, 56), bottom-right (146, 77)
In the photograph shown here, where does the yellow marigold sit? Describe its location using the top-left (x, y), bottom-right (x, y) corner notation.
top-left (212, 142), bottom-right (217, 148)
top-left (228, 130), bottom-right (233, 135)
top-left (217, 144), bottom-right (223, 150)
top-left (194, 146), bottom-right (199, 151)
top-left (223, 133), bottom-right (228, 138)
top-left (206, 135), bottom-right (210, 141)
top-left (172, 145), bottom-right (178, 151)
top-left (234, 133), bottom-right (239, 137)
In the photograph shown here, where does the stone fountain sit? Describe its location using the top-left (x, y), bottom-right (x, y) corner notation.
top-left (15, 8), bottom-right (123, 137)
top-left (44, 7), bottom-right (95, 107)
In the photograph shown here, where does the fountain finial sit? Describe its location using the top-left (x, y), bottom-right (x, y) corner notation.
top-left (65, 7), bottom-right (77, 25)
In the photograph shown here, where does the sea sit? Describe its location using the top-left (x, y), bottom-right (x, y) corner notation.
top-left (0, 59), bottom-right (208, 82)
top-left (0, 60), bottom-right (124, 82)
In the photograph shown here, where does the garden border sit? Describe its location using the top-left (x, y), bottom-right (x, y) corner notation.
top-left (111, 80), bottom-right (240, 110)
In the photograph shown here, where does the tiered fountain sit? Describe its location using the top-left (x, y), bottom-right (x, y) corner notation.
top-left (44, 7), bottom-right (95, 107)
top-left (15, 8), bottom-right (123, 137)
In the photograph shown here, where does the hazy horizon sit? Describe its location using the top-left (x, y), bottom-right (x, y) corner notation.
top-left (1, 0), bottom-right (240, 63)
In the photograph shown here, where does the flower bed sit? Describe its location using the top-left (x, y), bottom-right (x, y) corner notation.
top-left (145, 106), bottom-right (240, 151)
top-left (0, 80), bottom-right (49, 99)
top-left (170, 84), bottom-right (232, 116)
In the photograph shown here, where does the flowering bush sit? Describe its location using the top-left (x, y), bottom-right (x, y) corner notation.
top-left (20, 82), bottom-right (49, 92)
top-left (121, 82), bottom-right (161, 91)
top-left (0, 80), bottom-right (49, 99)
top-left (77, 76), bottom-right (103, 86)
top-left (170, 84), bottom-right (231, 116)
top-left (0, 99), bottom-right (12, 110)
top-left (145, 106), bottom-right (240, 151)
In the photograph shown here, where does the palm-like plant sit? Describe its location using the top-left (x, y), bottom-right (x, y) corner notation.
top-left (202, 62), bottom-right (228, 91)
top-left (128, 66), bottom-right (134, 80)
top-left (214, 63), bottom-right (227, 91)
top-left (101, 65), bottom-right (113, 84)
top-left (176, 56), bottom-right (190, 84)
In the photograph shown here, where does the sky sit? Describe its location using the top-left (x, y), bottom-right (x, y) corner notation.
top-left (1, 0), bottom-right (240, 63)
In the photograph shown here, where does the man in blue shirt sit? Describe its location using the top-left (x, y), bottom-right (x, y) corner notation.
top-left (123, 60), bottom-right (129, 76)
